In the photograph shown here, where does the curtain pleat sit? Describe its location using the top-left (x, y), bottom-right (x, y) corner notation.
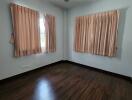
top-left (45, 14), bottom-right (56, 53)
top-left (74, 10), bottom-right (120, 57)
top-left (11, 4), bottom-right (41, 57)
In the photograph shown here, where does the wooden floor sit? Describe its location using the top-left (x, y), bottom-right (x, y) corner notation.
top-left (0, 62), bottom-right (132, 100)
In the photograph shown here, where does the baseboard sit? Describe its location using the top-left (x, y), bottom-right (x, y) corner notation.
top-left (0, 60), bottom-right (64, 84)
top-left (0, 60), bottom-right (131, 84)
top-left (62, 60), bottom-right (132, 81)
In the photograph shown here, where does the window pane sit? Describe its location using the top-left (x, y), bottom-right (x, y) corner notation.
top-left (39, 17), bottom-right (46, 52)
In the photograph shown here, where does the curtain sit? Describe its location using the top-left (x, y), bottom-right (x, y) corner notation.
top-left (45, 14), bottom-right (56, 53)
top-left (10, 3), bottom-right (41, 57)
top-left (74, 10), bottom-right (120, 57)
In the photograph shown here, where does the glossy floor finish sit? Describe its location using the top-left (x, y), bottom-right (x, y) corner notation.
top-left (0, 63), bottom-right (132, 100)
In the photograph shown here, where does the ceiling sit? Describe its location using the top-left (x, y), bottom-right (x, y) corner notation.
top-left (48, 0), bottom-right (97, 9)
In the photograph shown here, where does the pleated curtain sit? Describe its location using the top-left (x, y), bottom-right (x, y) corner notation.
top-left (45, 14), bottom-right (56, 53)
top-left (10, 4), bottom-right (41, 57)
top-left (74, 10), bottom-right (120, 57)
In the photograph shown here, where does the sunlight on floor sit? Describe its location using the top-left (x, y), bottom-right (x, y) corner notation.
top-left (34, 79), bottom-right (55, 100)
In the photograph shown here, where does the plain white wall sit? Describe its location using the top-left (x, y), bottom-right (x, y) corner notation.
top-left (63, 9), bottom-right (69, 60)
top-left (68, 0), bottom-right (132, 77)
top-left (1, 0), bottom-right (132, 80)
top-left (0, 0), bottom-right (64, 80)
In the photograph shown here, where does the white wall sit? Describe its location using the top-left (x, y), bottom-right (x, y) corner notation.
top-left (68, 0), bottom-right (132, 77)
top-left (1, 0), bottom-right (132, 80)
top-left (0, 0), bottom-right (64, 80)
top-left (63, 9), bottom-right (69, 60)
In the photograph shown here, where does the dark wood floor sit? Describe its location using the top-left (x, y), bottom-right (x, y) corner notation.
top-left (0, 62), bottom-right (132, 100)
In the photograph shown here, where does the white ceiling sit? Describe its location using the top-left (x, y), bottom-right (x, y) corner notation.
top-left (48, 0), bottom-right (97, 9)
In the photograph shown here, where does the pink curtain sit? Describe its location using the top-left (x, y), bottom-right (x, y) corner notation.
top-left (45, 14), bottom-right (56, 53)
top-left (10, 3), bottom-right (41, 57)
top-left (74, 10), bottom-right (120, 57)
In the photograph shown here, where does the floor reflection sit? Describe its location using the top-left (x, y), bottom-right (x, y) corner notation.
top-left (33, 79), bottom-right (55, 100)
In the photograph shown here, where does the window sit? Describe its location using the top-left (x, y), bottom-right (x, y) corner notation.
top-left (74, 10), bottom-right (120, 57)
top-left (39, 15), bottom-right (46, 52)
top-left (10, 4), bottom-right (41, 57)
top-left (11, 4), bottom-right (56, 56)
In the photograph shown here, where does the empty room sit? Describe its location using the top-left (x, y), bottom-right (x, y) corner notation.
top-left (0, 0), bottom-right (132, 100)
